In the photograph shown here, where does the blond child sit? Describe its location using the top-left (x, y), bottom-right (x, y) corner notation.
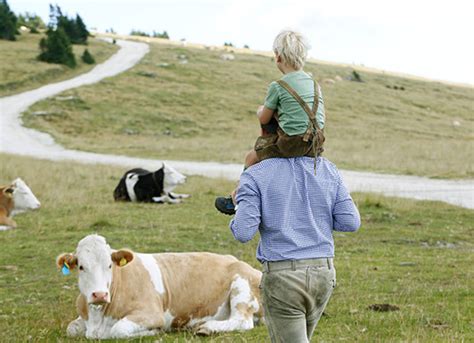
top-left (216, 30), bottom-right (326, 215)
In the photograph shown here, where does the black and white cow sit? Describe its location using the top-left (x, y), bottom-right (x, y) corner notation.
top-left (113, 164), bottom-right (189, 204)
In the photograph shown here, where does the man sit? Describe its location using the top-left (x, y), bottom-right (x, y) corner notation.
top-left (229, 156), bottom-right (360, 343)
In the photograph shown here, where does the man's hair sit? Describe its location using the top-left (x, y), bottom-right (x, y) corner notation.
top-left (273, 30), bottom-right (310, 70)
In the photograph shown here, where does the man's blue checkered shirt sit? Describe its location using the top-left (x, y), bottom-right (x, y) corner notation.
top-left (230, 157), bottom-right (360, 263)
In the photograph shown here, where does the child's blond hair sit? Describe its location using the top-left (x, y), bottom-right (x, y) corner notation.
top-left (273, 30), bottom-right (310, 70)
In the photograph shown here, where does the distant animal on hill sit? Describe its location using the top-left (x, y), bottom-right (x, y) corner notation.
top-left (0, 178), bottom-right (41, 231)
top-left (57, 234), bottom-right (263, 339)
top-left (113, 164), bottom-right (190, 204)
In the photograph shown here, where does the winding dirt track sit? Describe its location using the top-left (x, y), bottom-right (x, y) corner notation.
top-left (0, 39), bottom-right (472, 209)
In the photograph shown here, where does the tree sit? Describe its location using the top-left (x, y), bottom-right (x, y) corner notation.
top-left (38, 27), bottom-right (76, 68)
top-left (49, 5), bottom-right (89, 44)
top-left (81, 48), bottom-right (95, 64)
top-left (57, 14), bottom-right (78, 43)
top-left (74, 14), bottom-right (89, 44)
top-left (0, 0), bottom-right (18, 41)
top-left (17, 12), bottom-right (46, 33)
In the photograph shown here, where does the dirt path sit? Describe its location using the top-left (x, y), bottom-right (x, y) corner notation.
top-left (0, 39), bottom-right (472, 209)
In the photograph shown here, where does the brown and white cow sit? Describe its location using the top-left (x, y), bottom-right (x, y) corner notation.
top-left (0, 178), bottom-right (41, 231)
top-left (56, 234), bottom-right (263, 339)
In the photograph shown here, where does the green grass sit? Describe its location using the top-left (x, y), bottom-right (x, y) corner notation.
top-left (0, 32), bottom-right (118, 97)
top-left (0, 153), bottom-right (473, 342)
top-left (22, 40), bottom-right (474, 178)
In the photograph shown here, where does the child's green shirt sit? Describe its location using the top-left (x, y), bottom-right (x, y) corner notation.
top-left (264, 70), bottom-right (325, 136)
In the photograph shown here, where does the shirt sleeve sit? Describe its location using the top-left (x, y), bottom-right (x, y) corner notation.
top-left (333, 174), bottom-right (361, 232)
top-left (229, 172), bottom-right (261, 243)
top-left (263, 81), bottom-right (279, 110)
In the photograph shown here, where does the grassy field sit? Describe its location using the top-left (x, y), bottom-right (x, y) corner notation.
top-left (0, 32), bottom-right (118, 97)
top-left (21, 39), bottom-right (474, 179)
top-left (0, 153), bottom-right (472, 342)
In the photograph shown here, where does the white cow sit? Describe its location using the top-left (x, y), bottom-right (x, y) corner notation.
top-left (57, 234), bottom-right (263, 339)
top-left (0, 178), bottom-right (41, 231)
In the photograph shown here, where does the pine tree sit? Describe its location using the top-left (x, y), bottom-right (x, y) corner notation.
top-left (57, 15), bottom-right (79, 43)
top-left (75, 14), bottom-right (89, 44)
top-left (38, 27), bottom-right (76, 68)
top-left (81, 48), bottom-right (95, 64)
top-left (0, 0), bottom-right (18, 41)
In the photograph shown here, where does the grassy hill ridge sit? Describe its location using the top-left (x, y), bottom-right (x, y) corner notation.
top-left (1, 33), bottom-right (472, 178)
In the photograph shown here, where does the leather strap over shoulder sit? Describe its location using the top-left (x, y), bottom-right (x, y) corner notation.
top-left (276, 79), bottom-right (324, 174)
top-left (276, 79), bottom-right (320, 128)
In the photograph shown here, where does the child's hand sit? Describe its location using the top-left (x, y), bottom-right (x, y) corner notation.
top-left (231, 190), bottom-right (237, 206)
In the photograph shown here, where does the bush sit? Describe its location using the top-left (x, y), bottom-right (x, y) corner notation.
top-left (351, 70), bottom-right (363, 82)
top-left (81, 48), bottom-right (95, 64)
top-left (130, 30), bottom-right (149, 37)
top-left (0, 0), bottom-right (18, 41)
top-left (38, 27), bottom-right (76, 68)
top-left (152, 30), bottom-right (169, 39)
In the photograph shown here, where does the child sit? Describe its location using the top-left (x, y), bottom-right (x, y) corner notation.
top-left (215, 29), bottom-right (326, 215)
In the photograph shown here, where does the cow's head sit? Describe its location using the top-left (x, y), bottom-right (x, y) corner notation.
top-left (113, 178), bottom-right (129, 201)
top-left (10, 178), bottom-right (41, 215)
top-left (56, 235), bottom-right (134, 305)
top-left (163, 163), bottom-right (186, 190)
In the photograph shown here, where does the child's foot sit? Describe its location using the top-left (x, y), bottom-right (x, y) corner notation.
top-left (215, 196), bottom-right (236, 215)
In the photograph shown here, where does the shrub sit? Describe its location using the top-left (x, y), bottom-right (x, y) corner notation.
top-left (152, 30), bottom-right (169, 39)
top-left (351, 70), bottom-right (363, 82)
top-left (81, 48), bottom-right (95, 64)
top-left (130, 30), bottom-right (149, 37)
top-left (38, 27), bottom-right (76, 68)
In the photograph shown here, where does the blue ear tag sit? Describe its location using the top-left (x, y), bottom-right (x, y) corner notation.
top-left (62, 263), bottom-right (71, 276)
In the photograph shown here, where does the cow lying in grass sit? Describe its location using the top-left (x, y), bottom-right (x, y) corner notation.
top-left (0, 178), bottom-right (41, 231)
top-left (57, 234), bottom-right (263, 339)
top-left (113, 164), bottom-right (190, 204)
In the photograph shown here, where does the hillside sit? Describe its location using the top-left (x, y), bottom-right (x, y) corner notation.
top-left (0, 32), bottom-right (118, 96)
top-left (15, 36), bottom-right (474, 178)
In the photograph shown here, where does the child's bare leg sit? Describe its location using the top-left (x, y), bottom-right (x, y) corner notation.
top-left (244, 149), bottom-right (260, 168)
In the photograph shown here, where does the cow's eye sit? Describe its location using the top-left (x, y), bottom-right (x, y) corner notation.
top-left (109, 264), bottom-right (112, 269)
top-left (79, 265), bottom-right (84, 271)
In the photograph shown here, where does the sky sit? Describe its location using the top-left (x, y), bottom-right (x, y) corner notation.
top-left (10, 0), bottom-right (474, 85)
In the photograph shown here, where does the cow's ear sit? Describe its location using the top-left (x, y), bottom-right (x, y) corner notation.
top-left (3, 187), bottom-right (14, 196)
top-left (56, 253), bottom-right (77, 270)
top-left (111, 250), bottom-right (134, 267)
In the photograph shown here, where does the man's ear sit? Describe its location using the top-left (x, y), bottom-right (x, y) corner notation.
top-left (111, 250), bottom-right (134, 267)
top-left (56, 253), bottom-right (77, 270)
